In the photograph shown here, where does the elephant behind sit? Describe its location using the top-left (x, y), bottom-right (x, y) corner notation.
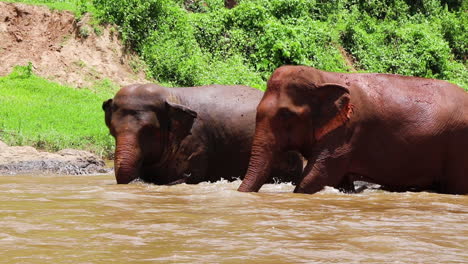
top-left (103, 83), bottom-right (303, 185)
top-left (238, 65), bottom-right (468, 195)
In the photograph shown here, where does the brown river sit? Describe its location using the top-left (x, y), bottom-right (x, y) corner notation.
top-left (1, 174), bottom-right (467, 264)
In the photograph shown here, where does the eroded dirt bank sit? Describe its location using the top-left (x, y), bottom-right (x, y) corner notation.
top-left (0, 3), bottom-right (150, 174)
top-left (0, 2), bottom-right (147, 88)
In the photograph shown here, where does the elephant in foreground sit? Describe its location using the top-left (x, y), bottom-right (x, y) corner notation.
top-left (238, 65), bottom-right (468, 194)
top-left (103, 84), bottom-right (302, 185)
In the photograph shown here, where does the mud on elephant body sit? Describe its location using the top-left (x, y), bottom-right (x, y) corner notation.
top-left (103, 84), bottom-right (303, 185)
top-left (239, 65), bottom-right (468, 195)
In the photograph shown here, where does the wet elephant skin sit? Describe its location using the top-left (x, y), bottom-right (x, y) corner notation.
top-left (103, 84), bottom-right (302, 185)
top-left (238, 65), bottom-right (468, 194)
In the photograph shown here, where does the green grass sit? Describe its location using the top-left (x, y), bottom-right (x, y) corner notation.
top-left (1, 0), bottom-right (84, 13)
top-left (0, 65), bottom-right (115, 157)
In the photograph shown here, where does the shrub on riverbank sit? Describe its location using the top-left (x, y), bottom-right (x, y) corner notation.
top-left (0, 64), bottom-right (114, 157)
top-left (2, 0), bottom-right (466, 90)
top-left (91, 0), bottom-right (467, 90)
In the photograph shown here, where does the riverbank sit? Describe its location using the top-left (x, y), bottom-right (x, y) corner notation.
top-left (0, 140), bottom-right (111, 175)
top-left (0, 2), bottom-right (150, 157)
top-left (0, 2), bottom-right (147, 88)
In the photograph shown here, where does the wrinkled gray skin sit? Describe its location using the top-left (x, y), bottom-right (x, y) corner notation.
top-left (103, 84), bottom-right (303, 185)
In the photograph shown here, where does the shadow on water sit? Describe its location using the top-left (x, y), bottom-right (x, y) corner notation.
top-left (1, 174), bottom-right (467, 263)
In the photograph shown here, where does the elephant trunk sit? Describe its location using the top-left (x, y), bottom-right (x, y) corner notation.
top-left (238, 126), bottom-right (275, 192)
top-left (114, 135), bottom-right (142, 184)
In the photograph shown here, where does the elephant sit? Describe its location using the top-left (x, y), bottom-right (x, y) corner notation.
top-left (103, 83), bottom-right (303, 185)
top-left (238, 65), bottom-right (468, 195)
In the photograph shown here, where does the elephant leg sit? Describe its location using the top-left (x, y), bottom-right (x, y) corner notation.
top-left (444, 173), bottom-right (468, 194)
top-left (167, 177), bottom-right (190, 185)
top-left (184, 150), bottom-right (209, 184)
top-left (336, 174), bottom-right (356, 193)
top-left (294, 152), bottom-right (350, 194)
top-left (270, 151), bottom-right (304, 185)
top-left (442, 153), bottom-right (468, 194)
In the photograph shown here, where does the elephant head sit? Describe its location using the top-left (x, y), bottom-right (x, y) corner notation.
top-left (103, 84), bottom-right (197, 184)
top-left (238, 66), bottom-right (352, 192)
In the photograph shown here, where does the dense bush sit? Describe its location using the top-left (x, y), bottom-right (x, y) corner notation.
top-left (92, 0), bottom-right (466, 90)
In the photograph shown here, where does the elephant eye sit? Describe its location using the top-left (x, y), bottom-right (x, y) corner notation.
top-left (122, 109), bottom-right (139, 116)
top-left (276, 107), bottom-right (297, 120)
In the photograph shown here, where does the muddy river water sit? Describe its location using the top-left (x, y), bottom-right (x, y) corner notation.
top-left (1, 174), bottom-right (467, 263)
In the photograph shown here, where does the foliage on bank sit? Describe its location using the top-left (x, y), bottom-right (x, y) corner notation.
top-left (0, 64), bottom-right (114, 157)
top-left (91, 0), bottom-right (467, 90)
top-left (3, 0), bottom-right (466, 90)
top-left (0, 0), bottom-right (466, 157)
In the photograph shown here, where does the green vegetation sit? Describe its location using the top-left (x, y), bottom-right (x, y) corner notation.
top-left (1, 0), bottom-right (86, 13)
top-left (90, 0), bottom-right (467, 90)
top-left (0, 64), bottom-right (114, 157)
top-left (16, 1), bottom-right (463, 89)
top-left (0, 0), bottom-right (466, 157)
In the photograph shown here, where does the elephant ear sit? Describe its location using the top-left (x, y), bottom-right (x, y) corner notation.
top-left (313, 83), bottom-right (353, 140)
top-left (102, 99), bottom-right (113, 128)
top-left (165, 101), bottom-right (197, 145)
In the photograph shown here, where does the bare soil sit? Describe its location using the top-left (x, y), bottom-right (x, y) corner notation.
top-left (0, 3), bottom-right (145, 174)
top-left (0, 2), bottom-right (148, 88)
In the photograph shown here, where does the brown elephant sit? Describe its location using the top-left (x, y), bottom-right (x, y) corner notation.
top-left (238, 65), bottom-right (468, 194)
top-left (103, 83), bottom-right (302, 185)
